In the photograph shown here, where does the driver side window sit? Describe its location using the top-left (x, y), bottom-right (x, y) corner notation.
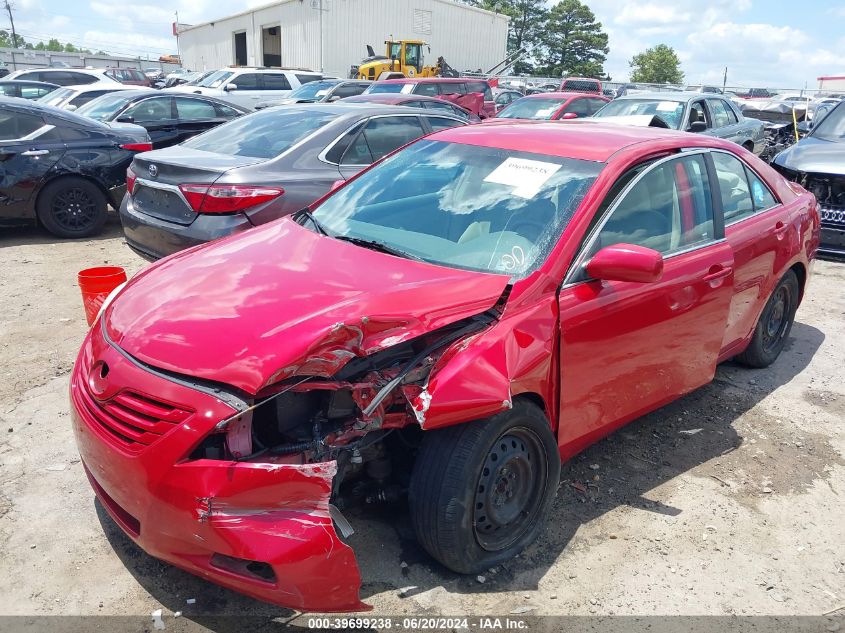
top-left (591, 154), bottom-right (714, 257)
top-left (688, 101), bottom-right (710, 129)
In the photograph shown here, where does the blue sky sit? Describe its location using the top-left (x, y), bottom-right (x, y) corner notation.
top-left (6, 0), bottom-right (845, 88)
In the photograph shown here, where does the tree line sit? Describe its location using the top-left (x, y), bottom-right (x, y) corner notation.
top-left (0, 30), bottom-right (107, 56)
top-left (462, 0), bottom-right (684, 84)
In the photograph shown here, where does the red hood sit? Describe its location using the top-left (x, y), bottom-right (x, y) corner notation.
top-left (106, 219), bottom-right (509, 394)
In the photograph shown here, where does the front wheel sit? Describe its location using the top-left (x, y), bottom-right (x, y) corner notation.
top-left (408, 400), bottom-right (560, 574)
top-left (736, 269), bottom-right (800, 368)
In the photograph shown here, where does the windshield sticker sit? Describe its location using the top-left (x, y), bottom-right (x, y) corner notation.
top-left (535, 107), bottom-right (556, 117)
top-left (484, 157), bottom-right (561, 198)
top-left (657, 101), bottom-right (679, 112)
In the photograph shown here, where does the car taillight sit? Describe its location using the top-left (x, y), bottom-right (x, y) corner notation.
top-left (120, 142), bottom-right (153, 152)
top-left (126, 166), bottom-right (137, 194)
top-left (178, 184), bottom-right (284, 214)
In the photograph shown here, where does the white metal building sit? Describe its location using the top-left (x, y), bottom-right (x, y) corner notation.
top-left (177, 0), bottom-right (509, 78)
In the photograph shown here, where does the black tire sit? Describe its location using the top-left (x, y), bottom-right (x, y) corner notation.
top-left (736, 270), bottom-right (800, 368)
top-left (36, 177), bottom-right (107, 238)
top-left (408, 400), bottom-right (560, 574)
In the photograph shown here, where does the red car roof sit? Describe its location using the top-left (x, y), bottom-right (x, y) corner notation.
top-left (520, 91), bottom-right (600, 100)
top-left (427, 120), bottom-right (730, 163)
top-left (379, 77), bottom-right (485, 84)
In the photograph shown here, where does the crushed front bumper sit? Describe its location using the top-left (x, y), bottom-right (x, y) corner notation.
top-left (70, 325), bottom-right (366, 612)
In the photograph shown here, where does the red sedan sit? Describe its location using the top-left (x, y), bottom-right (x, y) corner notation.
top-left (495, 91), bottom-right (610, 120)
top-left (70, 122), bottom-right (819, 612)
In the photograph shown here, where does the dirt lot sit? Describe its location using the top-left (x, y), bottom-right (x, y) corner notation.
top-left (0, 218), bottom-right (843, 627)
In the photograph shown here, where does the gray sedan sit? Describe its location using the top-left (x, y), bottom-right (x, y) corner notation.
top-left (119, 103), bottom-right (467, 260)
top-left (593, 91), bottom-right (766, 154)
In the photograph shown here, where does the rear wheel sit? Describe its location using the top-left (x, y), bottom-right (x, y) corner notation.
top-left (36, 177), bottom-right (107, 238)
top-left (736, 270), bottom-right (800, 368)
top-left (408, 400), bottom-right (560, 574)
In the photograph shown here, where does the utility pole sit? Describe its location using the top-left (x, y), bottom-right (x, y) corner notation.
top-left (4, 0), bottom-right (18, 70)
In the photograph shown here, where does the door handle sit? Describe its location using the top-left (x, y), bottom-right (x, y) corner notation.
top-left (773, 221), bottom-right (789, 236)
top-left (703, 265), bottom-right (733, 282)
top-left (21, 149), bottom-right (49, 156)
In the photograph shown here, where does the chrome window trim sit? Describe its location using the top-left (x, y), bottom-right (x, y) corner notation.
top-left (0, 123), bottom-right (57, 143)
top-left (562, 148), bottom-right (718, 288)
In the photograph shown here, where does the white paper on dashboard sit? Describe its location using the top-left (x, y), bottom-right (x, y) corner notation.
top-left (484, 157), bottom-right (562, 198)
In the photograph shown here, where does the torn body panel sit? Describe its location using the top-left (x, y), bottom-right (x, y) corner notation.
top-left (104, 220), bottom-right (510, 394)
top-left (71, 326), bottom-right (367, 612)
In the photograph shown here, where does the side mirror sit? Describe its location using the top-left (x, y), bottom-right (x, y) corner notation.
top-left (115, 115), bottom-right (134, 123)
top-left (327, 95), bottom-right (341, 102)
top-left (585, 244), bottom-right (664, 284)
top-left (225, 83), bottom-right (238, 91)
top-left (688, 120), bottom-right (707, 133)
top-left (560, 112), bottom-right (578, 120)
top-left (65, 104), bottom-right (78, 112)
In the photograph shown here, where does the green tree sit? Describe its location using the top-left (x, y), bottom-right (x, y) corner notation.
top-left (463, 0), bottom-right (547, 73)
top-left (537, 0), bottom-right (609, 78)
top-left (629, 44), bottom-right (684, 84)
top-left (0, 29), bottom-right (27, 48)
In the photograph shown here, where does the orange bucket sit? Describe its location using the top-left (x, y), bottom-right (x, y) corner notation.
top-left (77, 266), bottom-right (127, 326)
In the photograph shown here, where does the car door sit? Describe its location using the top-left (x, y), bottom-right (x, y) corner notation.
top-left (0, 106), bottom-right (65, 224)
top-left (337, 115), bottom-right (427, 180)
top-left (557, 152), bottom-right (734, 454)
top-left (174, 97), bottom-right (227, 142)
top-left (710, 150), bottom-right (793, 353)
top-left (118, 96), bottom-right (178, 148)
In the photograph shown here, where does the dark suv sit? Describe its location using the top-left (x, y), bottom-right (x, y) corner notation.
top-left (104, 68), bottom-right (151, 87)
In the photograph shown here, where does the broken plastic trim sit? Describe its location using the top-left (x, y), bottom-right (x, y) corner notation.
top-left (362, 313), bottom-right (496, 417)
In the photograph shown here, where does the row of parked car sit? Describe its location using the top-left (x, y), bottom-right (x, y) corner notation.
top-left (0, 69), bottom-right (842, 257)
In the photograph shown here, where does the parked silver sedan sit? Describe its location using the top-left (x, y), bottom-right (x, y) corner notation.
top-left (593, 91), bottom-right (766, 154)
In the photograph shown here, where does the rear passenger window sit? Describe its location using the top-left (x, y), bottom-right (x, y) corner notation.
top-left (264, 74), bottom-right (292, 90)
top-left (345, 116), bottom-right (425, 164)
top-left (68, 72), bottom-right (98, 85)
top-left (564, 98), bottom-right (591, 116)
top-left (466, 81), bottom-right (493, 101)
top-left (295, 74), bottom-right (320, 85)
top-left (215, 103), bottom-right (242, 118)
top-left (176, 97), bottom-right (218, 120)
top-left (0, 108), bottom-right (46, 139)
top-left (594, 154), bottom-right (714, 256)
top-left (708, 99), bottom-right (734, 128)
top-left (712, 152), bottom-right (754, 223)
top-left (747, 170), bottom-right (777, 211)
top-left (426, 116), bottom-right (462, 131)
top-left (415, 83), bottom-right (440, 97)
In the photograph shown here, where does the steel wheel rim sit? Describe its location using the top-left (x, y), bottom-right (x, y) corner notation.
top-left (473, 426), bottom-right (547, 552)
top-left (51, 187), bottom-right (97, 232)
top-left (762, 285), bottom-right (791, 354)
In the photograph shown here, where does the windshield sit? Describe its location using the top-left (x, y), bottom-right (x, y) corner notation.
top-left (196, 70), bottom-right (233, 88)
top-left (76, 92), bottom-right (137, 121)
top-left (288, 80), bottom-right (338, 101)
top-left (181, 107), bottom-right (338, 159)
top-left (810, 101), bottom-right (845, 142)
top-left (39, 87), bottom-right (74, 107)
top-left (594, 98), bottom-right (685, 129)
top-left (366, 82), bottom-right (407, 94)
top-left (311, 140), bottom-right (602, 278)
top-left (497, 97), bottom-right (565, 120)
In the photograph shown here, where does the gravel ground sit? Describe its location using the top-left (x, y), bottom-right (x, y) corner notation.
top-left (0, 218), bottom-right (843, 629)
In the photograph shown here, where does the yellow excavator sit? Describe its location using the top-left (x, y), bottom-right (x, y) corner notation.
top-left (350, 39), bottom-right (459, 81)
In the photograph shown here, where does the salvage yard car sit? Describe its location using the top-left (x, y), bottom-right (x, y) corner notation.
top-left (772, 99), bottom-right (845, 257)
top-left (75, 90), bottom-right (249, 149)
top-left (0, 97), bottom-right (152, 237)
top-left (120, 103), bottom-right (467, 259)
top-left (494, 91), bottom-right (609, 120)
top-left (594, 92), bottom-right (766, 154)
top-left (71, 121), bottom-right (818, 611)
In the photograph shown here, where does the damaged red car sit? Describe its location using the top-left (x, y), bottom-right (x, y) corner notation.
top-left (70, 121), bottom-right (819, 612)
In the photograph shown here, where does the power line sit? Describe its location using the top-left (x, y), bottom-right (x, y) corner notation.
top-left (14, 30), bottom-right (175, 57)
top-left (3, 0), bottom-right (17, 69)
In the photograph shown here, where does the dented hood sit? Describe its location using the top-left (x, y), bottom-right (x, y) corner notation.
top-left (773, 135), bottom-right (845, 175)
top-left (105, 219), bottom-right (509, 394)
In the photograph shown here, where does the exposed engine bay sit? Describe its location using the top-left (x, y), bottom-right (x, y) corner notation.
top-left (190, 310), bottom-right (498, 508)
